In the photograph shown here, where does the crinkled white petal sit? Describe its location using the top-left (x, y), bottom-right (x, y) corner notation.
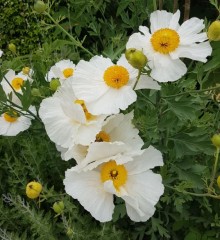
top-left (134, 75), bottom-right (161, 90)
top-left (150, 10), bottom-right (179, 33)
top-left (170, 42), bottom-right (212, 62)
top-left (126, 32), bottom-right (148, 52)
top-left (64, 169), bottom-right (114, 222)
top-left (149, 53), bottom-right (187, 82)
top-left (125, 145), bottom-right (163, 175)
top-left (73, 59), bottom-right (109, 102)
top-left (86, 86), bottom-right (137, 115)
top-left (74, 142), bottom-right (129, 171)
top-left (177, 17), bottom-right (206, 44)
top-left (122, 171), bottom-right (164, 222)
top-left (102, 111), bottom-right (144, 150)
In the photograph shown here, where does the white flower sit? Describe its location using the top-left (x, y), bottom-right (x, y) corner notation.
top-left (1, 69), bottom-right (28, 94)
top-left (0, 50), bottom-right (3, 57)
top-left (0, 106), bottom-right (36, 136)
top-left (72, 54), bottom-right (159, 115)
top-left (64, 145), bottom-right (164, 222)
top-left (126, 10), bottom-right (212, 82)
top-left (58, 111), bottom-right (144, 163)
top-left (46, 59), bottom-right (75, 84)
top-left (39, 80), bottom-right (106, 148)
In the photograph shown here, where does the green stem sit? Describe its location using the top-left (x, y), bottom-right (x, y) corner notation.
top-left (166, 185), bottom-right (220, 199)
top-left (45, 12), bottom-right (94, 57)
top-left (208, 147), bottom-right (220, 193)
top-left (153, 0), bottom-right (157, 11)
top-left (133, 69), bottom-right (142, 90)
top-left (163, 85), bottom-right (220, 98)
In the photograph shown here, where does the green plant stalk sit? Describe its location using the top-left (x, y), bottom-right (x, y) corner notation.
top-left (208, 147), bottom-right (220, 193)
top-left (153, 0), bottom-right (157, 11)
top-left (163, 85), bottom-right (220, 98)
top-left (45, 12), bottom-right (94, 57)
top-left (133, 69), bottom-right (142, 90)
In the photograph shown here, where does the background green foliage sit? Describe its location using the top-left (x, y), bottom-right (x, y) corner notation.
top-left (0, 0), bottom-right (220, 239)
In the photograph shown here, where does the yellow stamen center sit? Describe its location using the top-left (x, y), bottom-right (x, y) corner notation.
top-left (3, 111), bottom-right (19, 123)
top-left (11, 77), bottom-right (24, 90)
top-left (151, 28), bottom-right (180, 54)
top-left (63, 68), bottom-right (74, 78)
top-left (101, 160), bottom-right (127, 190)
top-left (103, 65), bottom-right (129, 89)
top-left (95, 131), bottom-right (110, 142)
top-left (75, 99), bottom-right (94, 121)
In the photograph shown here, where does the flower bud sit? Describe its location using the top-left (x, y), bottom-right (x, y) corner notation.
top-left (26, 181), bottom-right (42, 199)
top-left (8, 43), bottom-right (16, 54)
top-left (34, 1), bottom-right (47, 13)
top-left (66, 228), bottom-right (74, 237)
top-left (125, 48), bottom-right (147, 69)
top-left (22, 67), bottom-right (30, 75)
top-left (52, 201), bottom-right (64, 214)
top-left (208, 21), bottom-right (220, 41)
top-left (50, 79), bottom-right (61, 91)
top-left (217, 176), bottom-right (220, 188)
top-left (211, 134), bottom-right (220, 148)
top-left (31, 88), bottom-right (41, 97)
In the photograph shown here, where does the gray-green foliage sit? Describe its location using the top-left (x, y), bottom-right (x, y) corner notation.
top-left (0, 0), bottom-right (220, 240)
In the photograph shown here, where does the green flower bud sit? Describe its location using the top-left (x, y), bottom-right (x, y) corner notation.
top-left (52, 201), bottom-right (64, 214)
top-left (125, 48), bottom-right (147, 69)
top-left (211, 134), bottom-right (220, 148)
top-left (31, 88), bottom-right (41, 97)
top-left (208, 21), bottom-right (220, 41)
top-left (66, 228), bottom-right (74, 237)
top-left (34, 1), bottom-right (47, 13)
top-left (50, 79), bottom-right (61, 91)
top-left (8, 43), bottom-right (16, 54)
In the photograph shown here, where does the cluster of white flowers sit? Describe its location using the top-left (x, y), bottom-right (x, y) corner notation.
top-left (0, 9), bottom-right (212, 222)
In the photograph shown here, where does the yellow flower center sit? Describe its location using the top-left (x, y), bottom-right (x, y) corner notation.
top-left (63, 68), bottom-right (74, 78)
top-left (151, 28), bottom-right (180, 54)
top-left (101, 160), bottom-right (127, 190)
top-left (95, 131), bottom-right (110, 142)
top-left (11, 77), bottom-right (24, 90)
top-left (103, 65), bottom-right (129, 89)
top-left (22, 67), bottom-right (30, 75)
top-left (75, 99), bottom-right (94, 121)
top-left (3, 111), bottom-right (19, 123)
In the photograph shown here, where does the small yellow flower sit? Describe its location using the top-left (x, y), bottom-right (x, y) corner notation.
top-left (26, 181), bottom-right (42, 199)
top-left (217, 176), bottom-right (220, 188)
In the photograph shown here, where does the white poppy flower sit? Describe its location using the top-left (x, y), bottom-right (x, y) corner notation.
top-left (18, 67), bottom-right (34, 83)
top-left (39, 80), bottom-right (106, 148)
top-left (64, 145), bottom-right (164, 222)
top-left (46, 59), bottom-right (75, 84)
top-left (58, 111), bottom-right (144, 163)
top-left (126, 10), bottom-right (212, 82)
top-left (0, 106), bottom-right (36, 136)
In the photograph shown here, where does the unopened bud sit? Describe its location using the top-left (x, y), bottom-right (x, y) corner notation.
top-left (66, 228), bottom-right (74, 237)
top-left (31, 88), bottom-right (41, 97)
top-left (26, 181), bottom-right (42, 199)
top-left (50, 78), bottom-right (61, 91)
top-left (125, 48), bottom-right (147, 69)
top-left (208, 21), bottom-right (220, 41)
top-left (22, 67), bottom-right (30, 75)
top-left (211, 134), bottom-right (220, 148)
top-left (8, 43), bottom-right (16, 54)
top-left (34, 1), bottom-right (47, 13)
top-left (52, 201), bottom-right (64, 214)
